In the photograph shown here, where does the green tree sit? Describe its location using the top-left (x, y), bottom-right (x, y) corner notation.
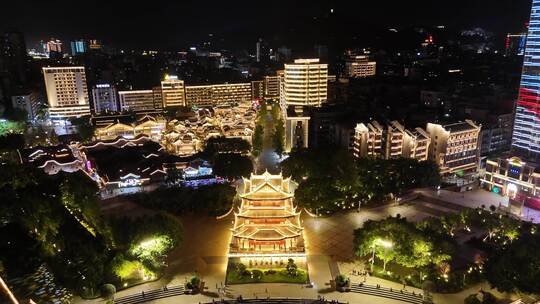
top-left (286, 258), bottom-right (298, 277)
top-left (70, 117), bottom-right (95, 142)
top-left (484, 232), bottom-right (540, 293)
top-left (252, 125), bottom-right (263, 156)
top-left (213, 153), bottom-right (253, 179)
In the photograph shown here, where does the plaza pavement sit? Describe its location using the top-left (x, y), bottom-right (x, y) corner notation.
top-left (77, 187), bottom-right (530, 304)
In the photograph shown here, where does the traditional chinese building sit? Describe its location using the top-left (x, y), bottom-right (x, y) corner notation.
top-left (229, 172), bottom-right (305, 260)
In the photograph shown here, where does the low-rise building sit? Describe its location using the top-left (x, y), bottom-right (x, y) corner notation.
top-left (95, 115), bottom-right (166, 141)
top-left (353, 121), bottom-right (384, 158)
top-left (185, 83), bottom-right (252, 107)
top-left (481, 156), bottom-right (540, 210)
top-left (19, 144), bottom-right (84, 175)
top-left (284, 106), bottom-right (310, 152)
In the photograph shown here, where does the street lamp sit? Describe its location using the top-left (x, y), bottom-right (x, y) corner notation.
top-left (370, 239), bottom-right (393, 272)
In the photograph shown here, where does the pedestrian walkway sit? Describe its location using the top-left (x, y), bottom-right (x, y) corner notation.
top-left (114, 285), bottom-right (185, 304)
top-left (200, 299), bottom-right (345, 304)
top-left (349, 283), bottom-right (429, 304)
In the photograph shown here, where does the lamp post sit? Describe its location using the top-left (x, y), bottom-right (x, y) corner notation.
top-left (370, 239), bottom-right (393, 272)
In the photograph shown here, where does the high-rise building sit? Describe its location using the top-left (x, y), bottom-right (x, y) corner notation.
top-left (118, 90), bottom-right (157, 112)
top-left (45, 38), bottom-right (63, 54)
top-left (505, 33), bottom-right (527, 57)
top-left (284, 106), bottom-right (310, 152)
top-left (161, 75), bottom-right (185, 108)
top-left (251, 80), bottom-right (264, 100)
top-left (255, 38), bottom-right (268, 62)
top-left (42, 66), bottom-right (91, 119)
top-left (11, 92), bottom-right (40, 120)
top-left (264, 75), bottom-right (280, 99)
top-left (426, 120), bottom-right (481, 176)
top-left (70, 39), bottom-right (87, 55)
top-left (281, 58), bottom-right (328, 107)
top-left (512, 1), bottom-right (540, 160)
top-left (92, 84), bottom-right (117, 113)
top-left (345, 55), bottom-right (376, 78)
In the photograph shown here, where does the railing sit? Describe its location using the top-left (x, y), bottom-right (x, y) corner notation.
top-left (114, 285), bottom-right (185, 304)
top-left (348, 283), bottom-right (431, 304)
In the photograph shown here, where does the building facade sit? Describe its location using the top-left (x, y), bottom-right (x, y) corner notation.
top-left (345, 55), bottom-right (376, 78)
top-left (161, 75), bottom-right (185, 108)
top-left (42, 66), bottom-right (91, 119)
top-left (512, 0), bottom-right (540, 160)
top-left (185, 83), bottom-right (252, 107)
top-left (229, 172), bottom-right (305, 262)
top-left (11, 92), bottom-right (40, 120)
top-left (251, 80), bottom-right (264, 100)
top-left (426, 120), bottom-right (481, 176)
top-left (353, 121), bottom-right (384, 158)
top-left (281, 59), bottom-right (328, 107)
top-left (92, 84), bottom-right (118, 113)
top-left (481, 156), bottom-right (540, 210)
top-left (118, 90), bottom-right (159, 112)
top-left (264, 75), bottom-right (280, 99)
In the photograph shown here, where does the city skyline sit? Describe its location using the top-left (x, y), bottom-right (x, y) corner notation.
top-left (0, 0), bottom-right (532, 51)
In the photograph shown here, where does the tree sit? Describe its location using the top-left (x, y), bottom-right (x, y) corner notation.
top-left (464, 294), bottom-right (481, 304)
top-left (70, 117), bottom-right (95, 142)
top-left (484, 232), bottom-right (540, 294)
top-left (252, 125), bottom-right (263, 156)
top-left (335, 274), bottom-right (350, 288)
top-left (272, 118), bottom-right (285, 157)
top-left (213, 153), bottom-right (253, 179)
top-left (286, 258), bottom-right (298, 277)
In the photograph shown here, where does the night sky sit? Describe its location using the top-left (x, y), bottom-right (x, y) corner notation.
top-left (0, 0), bottom-right (532, 50)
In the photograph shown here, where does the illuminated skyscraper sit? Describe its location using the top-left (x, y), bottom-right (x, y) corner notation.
top-left (512, 0), bottom-right (540, 160)
top-left (281, 58), bottom-right (328, 107)
top-left (161, 75), bottom-right (185, 108)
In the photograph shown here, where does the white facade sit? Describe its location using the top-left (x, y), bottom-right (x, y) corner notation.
top-left (42, 66), bottom-right (91, 119)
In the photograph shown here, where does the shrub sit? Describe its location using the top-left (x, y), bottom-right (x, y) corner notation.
top-left (335, 274), bottom-right (350, 288)
top-left (464, 294), bottom-right (481, 304)
top-left (100, 284), bottom-right (116, 299)
top-left (264, 270), bottom-right (276, 275)
top-left (481, 292), bottom-right (497, 304)
top-left (252, 269), bottom-right (263, 281)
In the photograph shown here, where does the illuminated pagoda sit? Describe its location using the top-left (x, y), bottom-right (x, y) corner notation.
top-left (229, 171), bottom-right (305, 259)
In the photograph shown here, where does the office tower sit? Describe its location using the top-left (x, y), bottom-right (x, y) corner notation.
top-left (118, 90), bottom-right (156, 112)
top-left (281, 58), bottom-right (328, 107)
top-left (426, 120), bottom-right (481, 176)
top-left (256, 38), bottom-right (268, 62)
top-left (11, 92), bottom-right (40, 120)
top-left (512, 1), bottom-right (540, 160)
top-left (70, 39), bottom-right (87, 55)
top-left (1, 31), bottom-right (27, 85)
top-left (161, 75), bottom-right (185, 108)
top-left (505, 33), bottom-right (527, 57)
top-left (345, 55), bottom-right (376, 78)
top-left (92, 84), bottom-right (117, 113)
top-left (42, 66), bottom-right (91, 119)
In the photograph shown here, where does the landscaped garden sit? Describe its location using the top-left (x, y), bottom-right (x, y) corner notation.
top-left (226, 259), bottom-right (308, 284)
top-left (353, 207), bottom-right (540, 299)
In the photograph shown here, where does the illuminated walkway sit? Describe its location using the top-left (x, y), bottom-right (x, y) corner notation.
top-left (114, 285), bottom-right (185, 304)
top-left (349, 283), bottom-right (429, 304)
